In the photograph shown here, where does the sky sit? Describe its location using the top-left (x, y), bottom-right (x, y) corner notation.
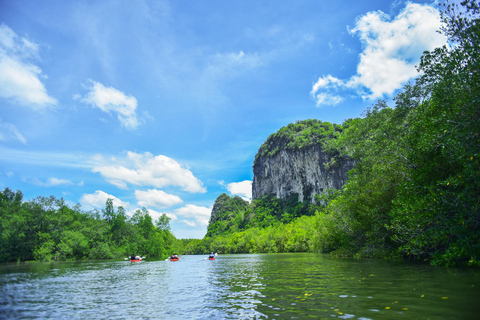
top-left (0, 0), bottom-right (448, 238)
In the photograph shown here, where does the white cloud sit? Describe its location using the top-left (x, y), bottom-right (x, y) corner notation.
top-left (311, 3), bottom-right (447, 106)
top-left (311, 92), bottom-right (344, 107)
top-left (135, 189), bottom-right (183, 209)
top-left (92, 151), bottom-right (206, 193)
top-left (146, 208), bottom-right (178, 222)
top-left (181, 219), bottom-right (197, 227)
top-left (45, 177), bottom-right (74, 186)
top-left (171, 204), bottom-right (212, 227)
top-left (0, 24), bottom-right (57, 108)
top-left (32, 177), bottom-right (83, 187)
top-left (311, 75), bottom-right (345, 94)
top-left (0, 118), bottom-right (27, 144)
top-left (80, 190), bottom-right (130, 211)
top-left (226, 180), bottom-right (252, 202)
top-left (82, 80), bottom-right (139, 129)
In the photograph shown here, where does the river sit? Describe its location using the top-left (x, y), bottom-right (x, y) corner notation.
top-left (1, 253), bottom-right (479, 319)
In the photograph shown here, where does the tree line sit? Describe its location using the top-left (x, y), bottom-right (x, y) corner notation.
top-left (0, 188), bottom-right (183, 262)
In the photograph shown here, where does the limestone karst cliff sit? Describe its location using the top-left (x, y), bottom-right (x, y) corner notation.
top-left (252, 120), bottom-right (355, 202)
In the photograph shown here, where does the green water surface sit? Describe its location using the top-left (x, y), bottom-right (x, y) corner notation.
top-left (1, 253), bottom-right (479, 319)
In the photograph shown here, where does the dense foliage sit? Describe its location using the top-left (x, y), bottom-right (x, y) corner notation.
top-left (0, 188), bottom-right (183, 262)
top-left (314, 0), bottom-right (480, 266)
top-left (188, 215), bottom-right (316, 255)
top-left (206, 193), bottom-right (250, 237)
top-left (188, 1), bottom-right (480, 266)
top-left (205, 193), bottom-right (318, 238)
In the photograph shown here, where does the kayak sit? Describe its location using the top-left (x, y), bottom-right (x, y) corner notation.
top-left (130, 259), bottom-right (142, 262)
top-left (209, 257), bottom-right (215, 260)
top-left (170, 258), bottom-right (179, 261)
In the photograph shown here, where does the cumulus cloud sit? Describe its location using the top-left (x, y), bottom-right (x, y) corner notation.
top-left (135, 189), bottom-right (183, 209)
top-left (82, 80), bottom-right (139, 129)
top-left (0, 24), bottom-right (57, 109)
top-left (0, 118), bottom-right (27, 144)
top-left (181, 219), bottom-right (197, 227)
top-left (92, 151), bottom-right (206, 193)
top-left (311, 3), bottom-right (447, 106)
top-left (80, 190), bottom-right (129, 211)
top-left (171, 204), bottom-right (212, 227)
top-left (146, 208), bottom-right (178, 222)
top-left (311, 92), bottom-right (344, 107)
top-left (226, 180), bottom-right (252, 202)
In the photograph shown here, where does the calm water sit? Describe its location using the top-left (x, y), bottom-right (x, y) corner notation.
top-left (1, 253), bottom-right (479, 319)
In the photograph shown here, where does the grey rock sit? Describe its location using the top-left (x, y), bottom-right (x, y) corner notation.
top-left (252, 144), bottom-right (355, 202)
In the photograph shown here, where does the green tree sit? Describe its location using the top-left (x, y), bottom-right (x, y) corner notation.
top-left (387, 0), bottom-right (480, 265)
top-left (156, 213), bottom-right (171, 231)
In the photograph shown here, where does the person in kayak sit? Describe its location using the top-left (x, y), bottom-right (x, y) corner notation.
top-left (130, 254), bottom-right (136, 260)
top-left (170, 254), bottom-right (178, 260)
top-left (209, 252), bottom-right (215, 259)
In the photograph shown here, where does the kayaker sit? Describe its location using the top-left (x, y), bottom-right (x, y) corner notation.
top-left (130, 254), bottom-right (135, 260)
top-left (209, 252), bottom-right (215, 259)
top-left (170, 254), bottom-right (178, 260)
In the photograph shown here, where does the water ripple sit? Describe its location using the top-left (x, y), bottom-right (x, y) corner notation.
top-left (1, 254), bottom-right (480, 319)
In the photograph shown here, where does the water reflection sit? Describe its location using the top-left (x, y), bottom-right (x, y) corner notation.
top-left (1, 254), bottom-right (479, 319)
top-left (206, 253), bottom-right (480, 320)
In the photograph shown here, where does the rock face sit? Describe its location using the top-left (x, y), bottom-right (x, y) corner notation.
top-left (252, 142), bottom-right (355, 202)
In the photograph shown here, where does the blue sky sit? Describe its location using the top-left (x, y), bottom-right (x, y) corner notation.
top-left (0, 0), bottom-right (447, 238)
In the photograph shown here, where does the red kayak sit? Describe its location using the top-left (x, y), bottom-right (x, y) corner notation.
top-left (130, 259), bottom-right (142, 262)
top-left (209, 257), bottom-right (215, 260)
top-left (170, 258), bottom-right (179, 261)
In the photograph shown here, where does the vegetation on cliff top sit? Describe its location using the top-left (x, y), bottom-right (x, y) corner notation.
top-left (254, 119), bottom-right (347, 164)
